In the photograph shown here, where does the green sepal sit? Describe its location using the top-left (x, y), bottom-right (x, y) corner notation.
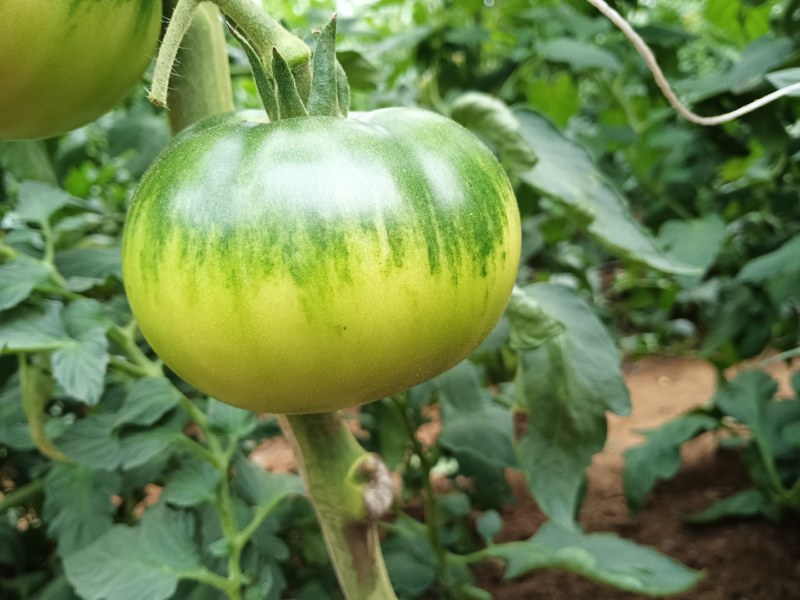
top-left (228, 23), bottom-right (277, 121)
top-left (336, 60), bottom-right (351, 116)
top-left (272, 48), bottom-right (308, 120)
top-left (307, 15), bottom-right (340, 117)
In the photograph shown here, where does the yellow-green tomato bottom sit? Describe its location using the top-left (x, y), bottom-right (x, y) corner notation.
top-left (126, 239), bottom-right (518, 413)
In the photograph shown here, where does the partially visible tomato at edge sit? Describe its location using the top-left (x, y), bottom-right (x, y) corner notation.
top-left (122, 108), bottom-right (522, 414)
top-left (0, 0), bottom-right (162, 140)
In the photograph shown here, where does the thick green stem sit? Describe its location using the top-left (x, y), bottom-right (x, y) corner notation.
top-left (19, 355), bottom-right (70, 464)
top-left (279, 413), bottom-right (397, 600)
top-left (215, 474), bottom-right (244, 600)
top-left (108, 324), bottom-right (163, 378)
top-left (151, 0), bottom-right (310, 109)
top-left (151, 0), bottom-right (200, 107)
top-left (213, 0), bottom-right (310, 68)
top-left (166, 2), bottom-right (235, 132)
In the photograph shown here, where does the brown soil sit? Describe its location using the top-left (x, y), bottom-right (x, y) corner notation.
top-left (475, 356), bottom-right (800, 599)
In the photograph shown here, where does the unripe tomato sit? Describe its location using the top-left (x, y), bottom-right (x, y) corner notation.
top-left (122, 108), bottom-right (521, 413)
top-left (0, 1), bottom-right (162, 140)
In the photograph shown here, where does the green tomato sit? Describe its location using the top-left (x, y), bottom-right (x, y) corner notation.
top-left (0, 0), bottom-right (161, 140)
top-left (122, 108), bottom-right (521, 414)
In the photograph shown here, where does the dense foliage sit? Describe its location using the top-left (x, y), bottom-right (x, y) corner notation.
top-left (1, 0), bottom-right (798, 599)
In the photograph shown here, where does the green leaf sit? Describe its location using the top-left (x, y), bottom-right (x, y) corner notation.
top-left (435, 362), bottom-right (516, 470)
top-left (364, 399), bottom-right (410, 471)
top-left (738, 235), bottom-right (800, 304)
top-left (107, 114), bottom-right (171, 179)
top-left (51, 328), bottom-right (108, 405)
top-left (232, 454), bottom-right (304, 507)
top-left (767, 67), bottom-right (800, 95)
top-left (700, 284), bottom-right (776, 358)
top-left (0, 301), bottom-right (70, 354)
top-left (451, 92), bottom-right (538, 178)
top-left (435, 361), bottom-right (487, 414)
top-left (716, 370), bottom-right (777, 453)
top-left (704, 0), bottom-right (772, 47)
top-left (511, 284), bottom-right (630, 527)
top-left (686, 488), bottom-right (778, 523)
top-left (119, 412), bottom-right (187, 470)
top-left (486, 522), bottom-right (703, 595)
top-left (536, 38), bottom-right (621, 72)
top-left (0, 256), bottom-right (51, 311)
top-left (43, 463), bottom-right (121, 554)
top-left (475, 510), bottom-right (502, 545)
top-left (513, 109), bottom-right (696, 275)
top-left (16, 181), bottom-right (73, 225)
top-left (31, 575), bottom-right (79, 600)
top-left (505, 286), bottom-right (565, 349)
top-left (207, 398), bottom-right (256, 441)
top-left (64, 504), bottom-right (206, 600)
top-left (57, 414), bottom-right (123, 471)
top-left (0, 140), bottom-right (57, 184)
top-left (162, 459), bottom-right (220, 508)
top-left (728, 37), bottom-right (793, 94)
top-left (113, 377), bottom-right (182, 429)
top-left (623, 414), bottom-right (720, 513)
top-left (62, 298), bottom-right (115, 335)
top-left (336, 49), bottom-right (379, 92)
top-left (657, 214), bottom-right (727, 288)
top-left (54, 247), bottom-right (123, 292)
top-left (383, 514), bottom-right (437, 598)
top-left (308, 16), bottom-right (340, 117)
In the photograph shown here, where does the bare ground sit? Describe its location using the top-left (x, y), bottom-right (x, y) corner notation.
top-left (474, 356), bottom-right (800, 599)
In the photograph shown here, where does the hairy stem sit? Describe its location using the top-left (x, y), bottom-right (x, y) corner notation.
top-left (151, 0), bottom-right (311, 108)
top-left (166, 1), bottom-right (235, 132)
top-left (150, 0), bottom-right (200, 107)
top-left (19, 355), bottom-right (70, 464)
top-left (279, 413), bottom-right (397, 600)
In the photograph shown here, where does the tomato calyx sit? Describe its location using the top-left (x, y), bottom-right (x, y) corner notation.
top-left (232, 14), bottom-right (348, 123)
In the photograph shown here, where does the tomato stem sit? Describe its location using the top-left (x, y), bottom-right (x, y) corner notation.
top-left (279, 413), bottom-right (398, 600)
top-left (392, 395), bottom-right (449, 580)
top-left (149, 0), bottom-right (199, 108)
top-left (151, 0), bottom-right (311, 110)
top-left (164, 2), bottom-right (235, 133)
top-left (108, 325), bottom-right (164, 379)
top-left (19, 354), bottom-right (71, 464)
top-left (212, 0), bottom-right (311, 70)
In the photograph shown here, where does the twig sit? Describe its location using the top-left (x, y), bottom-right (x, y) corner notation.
top-left (586, 0), bottom-right (800, 126)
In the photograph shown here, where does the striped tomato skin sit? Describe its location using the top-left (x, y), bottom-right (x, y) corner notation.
top-left (0, 0), bottom-right (161, 140)
top-left (122, 108), bottom-right (521, 413)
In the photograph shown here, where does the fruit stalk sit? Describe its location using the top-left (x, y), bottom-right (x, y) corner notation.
top-left (279, 413), bottom-right (398, 600)
top-left (164, 1), bottom-right (234, 132)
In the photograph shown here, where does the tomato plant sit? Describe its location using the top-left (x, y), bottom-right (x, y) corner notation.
top-left (122, 108), bottom-right (521, 413)
top-left (0, 0), bottom-right (161, 140)
top-left (5, 1), bottom-right (799, 599)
